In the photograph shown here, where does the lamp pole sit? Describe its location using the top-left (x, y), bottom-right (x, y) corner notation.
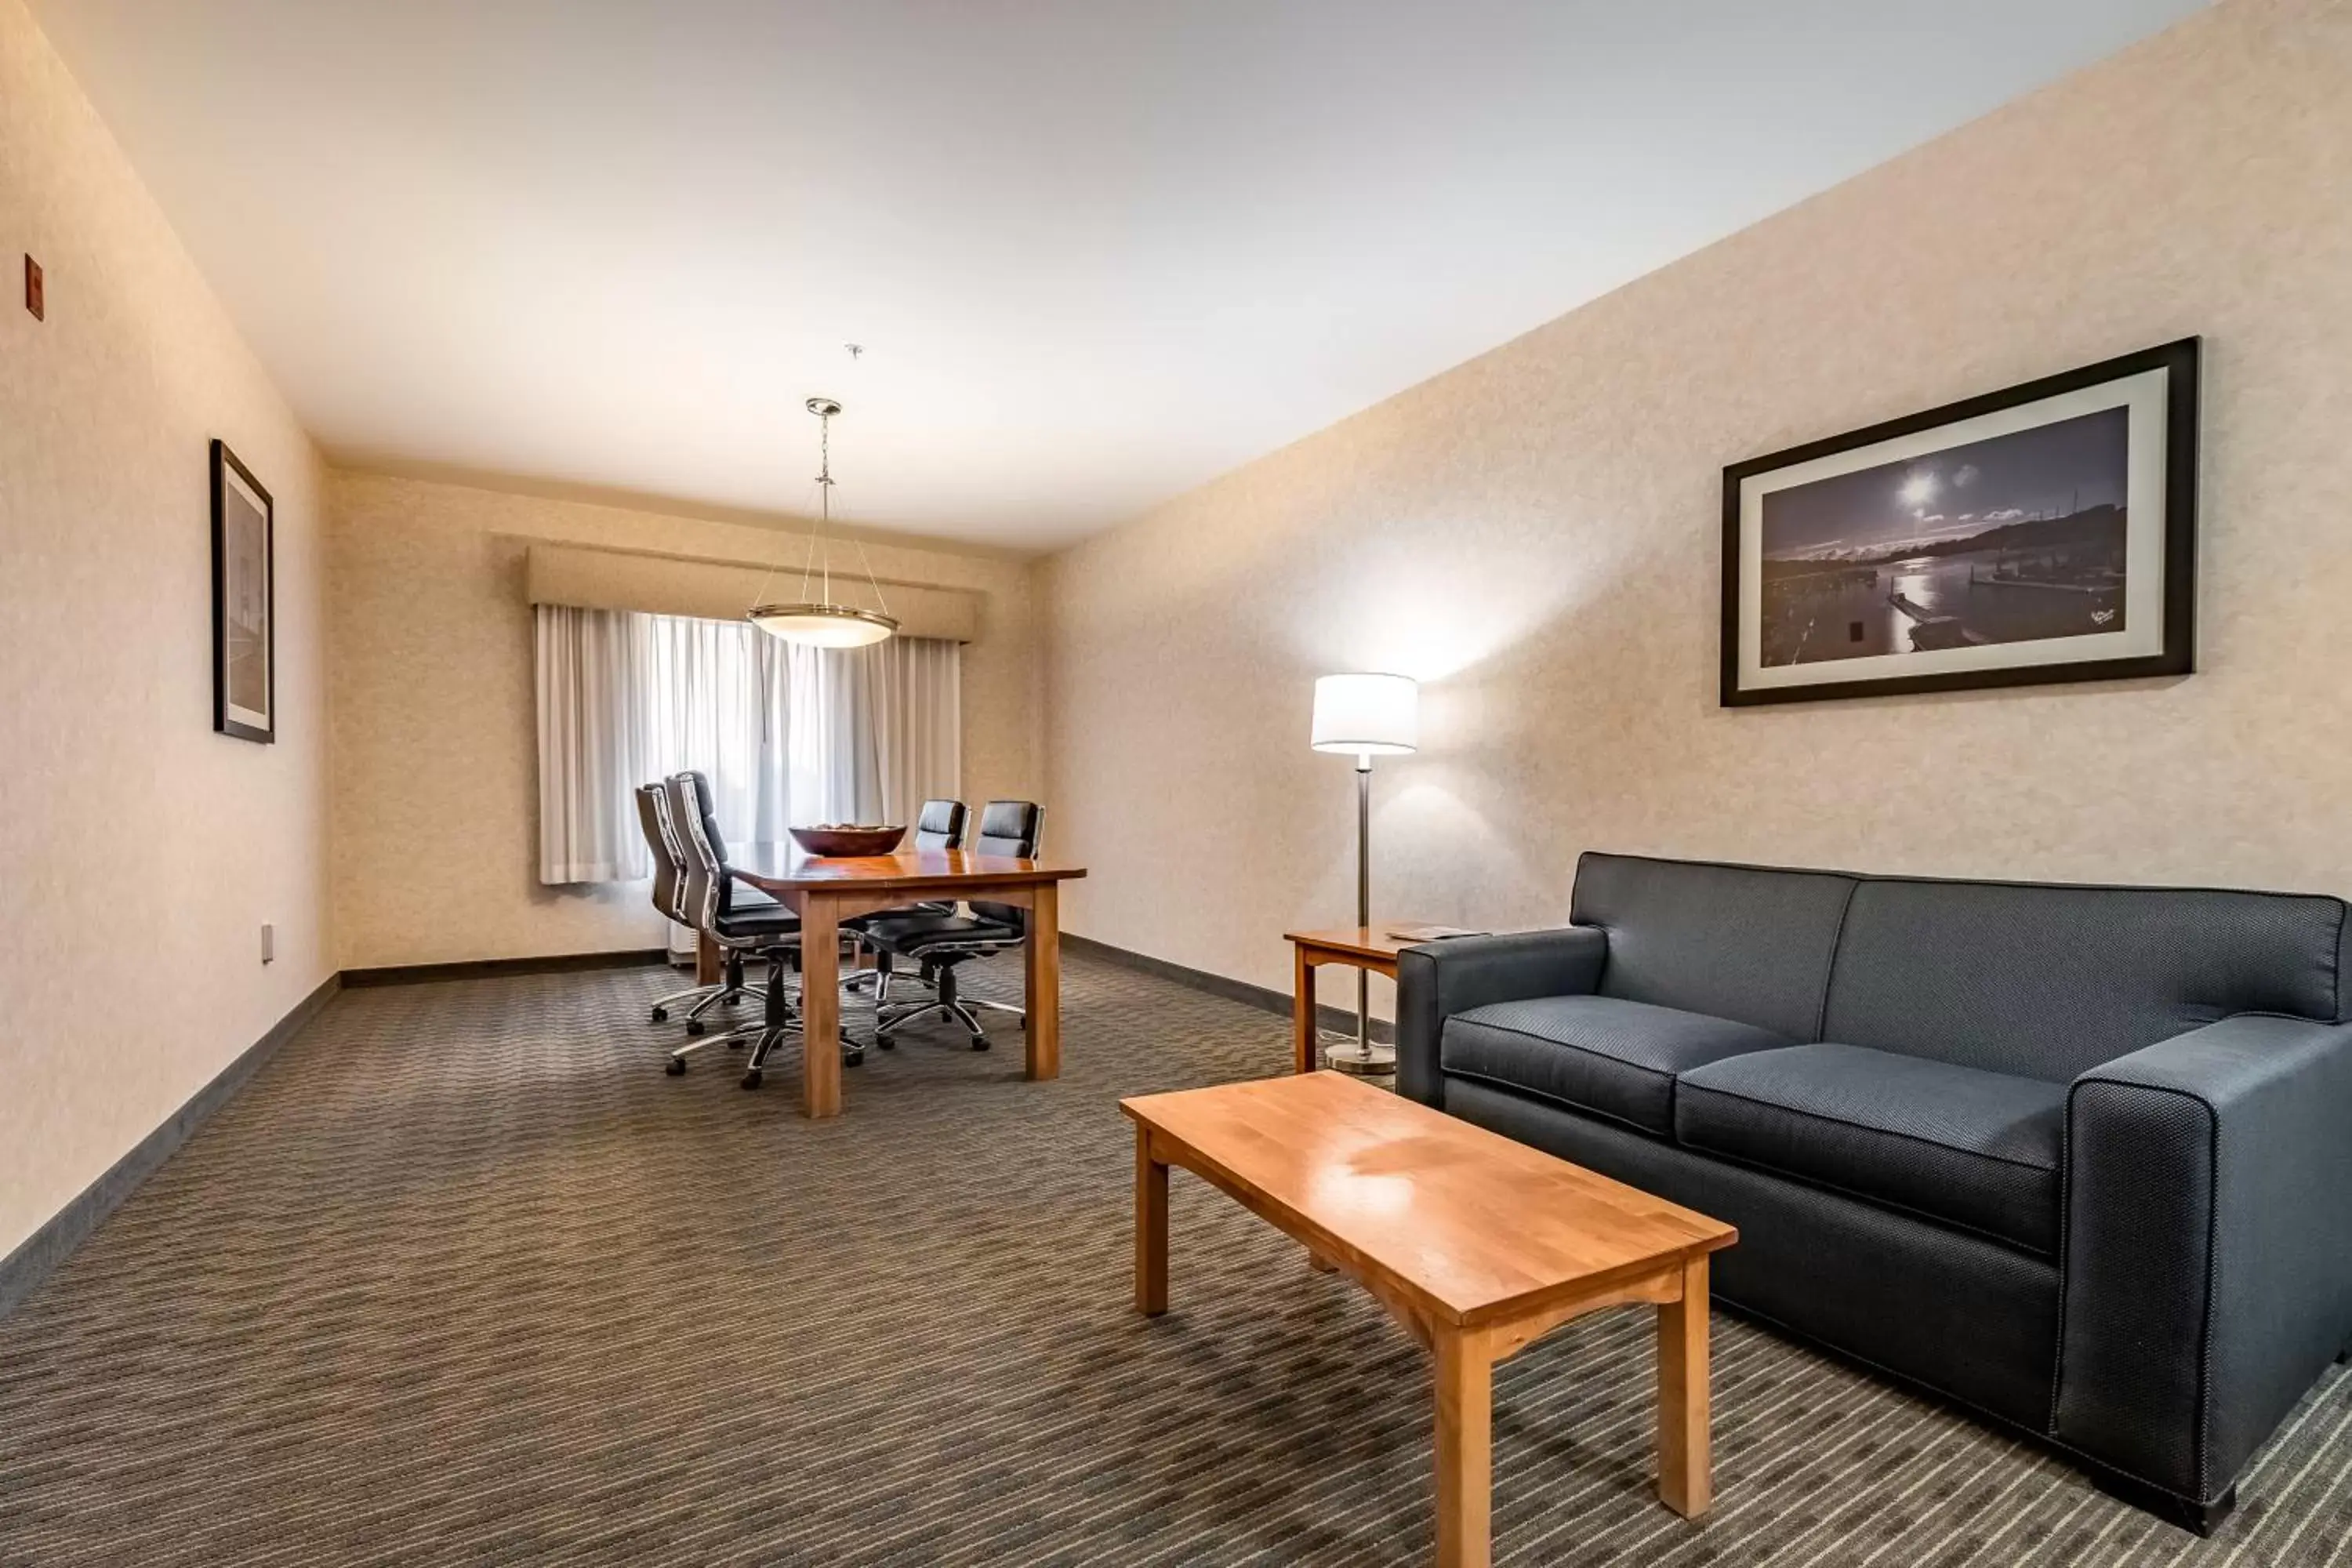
top-left (1356, 752), bottom-right (1372, 1061)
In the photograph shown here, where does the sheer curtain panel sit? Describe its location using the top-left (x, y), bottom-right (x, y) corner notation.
top-left (535, 604), bottom-right (648, 884)
top-left (788, 633), bottom-right (963, 832)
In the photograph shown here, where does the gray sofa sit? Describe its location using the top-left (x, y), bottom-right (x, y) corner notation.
top-left (1396, 851), bottom-right (2352, 1533)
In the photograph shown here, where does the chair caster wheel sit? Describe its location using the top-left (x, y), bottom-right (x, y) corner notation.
top-left (664, 1058), bottom-right (686, 1076)
top-left (844, 1049), bottom-right (866, 1068)
top-left (650, 1006), bottom-right (670, 1023)
top-left (877, 1037), bottom-right (895, 1050)
top-left (739, 1069), bottom-right (763, 1091)
top-left (685, 1019), bottom-right (706, 1037)
top-left (971, 1037), bottom-right (991, 1052)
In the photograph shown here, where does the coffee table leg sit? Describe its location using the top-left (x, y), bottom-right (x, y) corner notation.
top-left (1436, 1327), bottom-right (1494, 1568)
top-left (1135, 1125), bottom-right (1168, 1316)
top-left (1657, 1254), bottom-right (1712, 1517)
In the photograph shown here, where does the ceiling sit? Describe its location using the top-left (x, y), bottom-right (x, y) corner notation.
top-left (34, 0), bottom-right (2206, 551)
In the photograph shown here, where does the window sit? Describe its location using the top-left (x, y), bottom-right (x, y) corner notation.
top-left (535, 605), bottom-right (960, 884)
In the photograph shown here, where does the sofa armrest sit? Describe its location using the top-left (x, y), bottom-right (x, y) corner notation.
top-left (2056, 1014), bottom-right (2352, 1505)
top-left (1394, 927), bottom-right (1608, 1106)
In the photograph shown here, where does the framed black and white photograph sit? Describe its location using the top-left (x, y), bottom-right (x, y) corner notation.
top-left (1720, 339), bottom-right (2198, 707)
top-left (210, 439), bottom-right (275, 743)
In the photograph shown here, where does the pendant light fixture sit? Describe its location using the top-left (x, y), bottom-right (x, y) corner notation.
top-left (749, 397), bottom-right (898, 648)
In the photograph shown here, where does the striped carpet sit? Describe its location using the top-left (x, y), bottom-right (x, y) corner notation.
top-left (3, 954), bottom-right (2350, 1566)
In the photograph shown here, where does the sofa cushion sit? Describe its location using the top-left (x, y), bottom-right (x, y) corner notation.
top-left (1442, 996), bottom-right (1791, 1135)
top-left (1820, 877), bottom-right (2350, 1081)
top-left (1571, 852), bottom-right (1859, 1041)
top-left (1675, 1044), bottom-right (2066, 1254)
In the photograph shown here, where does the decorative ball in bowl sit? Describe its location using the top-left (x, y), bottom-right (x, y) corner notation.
top-left (789, 824), bottom-right (906, 857)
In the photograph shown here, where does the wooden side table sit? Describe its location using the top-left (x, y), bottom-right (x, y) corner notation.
top-left (1283, 925), bottom-right (1429, 1074)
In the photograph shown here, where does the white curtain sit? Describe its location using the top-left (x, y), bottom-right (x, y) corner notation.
top-left (534, 604), bottom-right (646, 884)
top-left (535, 605), bottom-right (962, 885)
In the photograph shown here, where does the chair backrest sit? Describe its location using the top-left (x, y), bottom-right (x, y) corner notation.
top-left (633, 783), bottom-right (689, 924)
top-left (914, 798), bottom-right (967, 851)
top-left (971, 800), bottom-right (1044, 932)
top-left (665, 772), bottom-right (728, 928)
top-left (675, 770), bottom-right (731, 865)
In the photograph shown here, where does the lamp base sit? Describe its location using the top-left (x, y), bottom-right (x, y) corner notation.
top-left (1319, 1036), bottom-right (1396, 1076)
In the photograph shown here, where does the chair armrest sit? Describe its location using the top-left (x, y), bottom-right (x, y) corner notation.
top-left (2057, 1014), bottom-right (2352, 1504)
top-left (1394, 928), bottom-right (1608, 1105)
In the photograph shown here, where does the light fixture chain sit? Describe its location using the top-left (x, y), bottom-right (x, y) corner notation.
top-left (798, 406), bottom-right (826, 602)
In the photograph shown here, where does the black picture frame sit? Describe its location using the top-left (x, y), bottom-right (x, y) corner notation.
top-left (210, 439), bottom-right (276, 743)
top-left (1720, 338), bottom-right (2199, 707)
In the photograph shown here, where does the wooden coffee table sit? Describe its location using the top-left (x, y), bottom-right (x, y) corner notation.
top-left (1121, 1071), bottom-right (1737, 1568)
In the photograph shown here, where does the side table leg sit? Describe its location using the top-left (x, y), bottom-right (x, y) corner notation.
top-left (1436, 1327), bottom-right (1494, 1568)
top-left (1135, 1126), bottom-right (1168, 1316)
top-left (1293, 947), bottom-right (1317, 1073)
top-left (1658, 1254), bottom-right (1712, 1518)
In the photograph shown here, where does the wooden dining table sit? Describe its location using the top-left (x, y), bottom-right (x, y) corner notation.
top-left (701, 844), bottom-right (1088, 1119)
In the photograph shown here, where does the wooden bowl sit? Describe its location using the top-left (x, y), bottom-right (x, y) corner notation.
top-left (789, 824), bottom-right (906, 857)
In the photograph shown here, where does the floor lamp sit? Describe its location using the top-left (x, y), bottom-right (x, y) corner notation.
top-left (1309, 672), bottom-right (1419, 1074)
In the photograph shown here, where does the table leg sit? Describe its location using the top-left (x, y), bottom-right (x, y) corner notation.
top-left (799, 898), bottom-right (843, 1119)
top-left (1436, 1327), bottom-right (1494, 1568)
top-left (1135, 1125), bottom-right (1168, 1316)
top-left (1293, 947), bottom-right (1317, 1073)
top-left (1024, 884), bottom-right (1061, 1081)
top-left (696, 927), bottom-right (721, 987)
top-left (1657, 1254), bottom-right (1712, 1518)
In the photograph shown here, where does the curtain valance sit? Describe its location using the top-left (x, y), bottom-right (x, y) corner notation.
top-left (525, 543), bottom-right (980, 643)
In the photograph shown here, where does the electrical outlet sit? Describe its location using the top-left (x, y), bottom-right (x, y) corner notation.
top-left (260, 923), bottom-right (275, 965)
top-left (24, 256), bottom-right (42, 321)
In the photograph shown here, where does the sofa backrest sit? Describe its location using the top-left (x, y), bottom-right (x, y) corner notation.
top-left (1820, 877), bottom-right (2350, 1080)
top-left (1570, 853), bottom-right (1857, 1041)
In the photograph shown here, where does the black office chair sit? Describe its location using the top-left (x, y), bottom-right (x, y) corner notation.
top-left (846, 797), bottom-right (967, 1001)
top-left (869, 800), bottom-right (1044, 1052)
top-left (912, 797), bottom-right (970, 855)
top-left (634, 782), bottom-right (758, 1033)
top-left (667, 772), bottom-right (863, 1087)
top-left (636, 782), bottom-right (718, 1022)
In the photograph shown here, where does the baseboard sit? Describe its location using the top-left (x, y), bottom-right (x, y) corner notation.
top-left (0, 971), bottom-right (342, 1323)
top-left (342, 948), bottom-right (670, 988)
top-left (1061, 933), bottom-right (1395, 1044)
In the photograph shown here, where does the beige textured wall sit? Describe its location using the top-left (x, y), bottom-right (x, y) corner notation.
top-left (328, 471), bottom-right (1044, 969)
top-left (0, 0), bottom-right (330, 1260)
top-left (1044, 0), bottom-right (2352, 1014)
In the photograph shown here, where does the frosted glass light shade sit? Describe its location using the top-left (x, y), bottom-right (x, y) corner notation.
top-left (749, 602), bottom-right (898, 648)
top-left (1311, 673), bottom-right (1417, 755)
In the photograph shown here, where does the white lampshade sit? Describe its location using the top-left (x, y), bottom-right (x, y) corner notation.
top-left (1311, 673), bottom-right (1417, 756)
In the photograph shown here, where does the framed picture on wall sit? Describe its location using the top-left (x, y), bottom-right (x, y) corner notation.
top-left (210, 439), bottom-right (275, 742)
top-left (1719, 338), bottom-right (2198, 707)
